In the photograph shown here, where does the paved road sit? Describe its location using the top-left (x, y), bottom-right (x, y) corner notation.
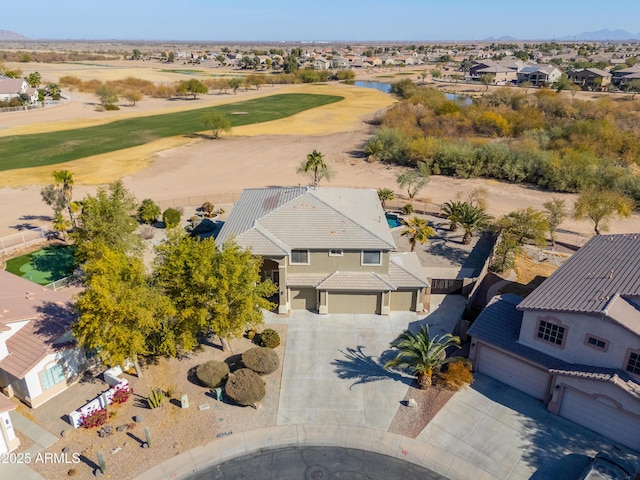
top-left (183, 446), bottom-right (447, 480)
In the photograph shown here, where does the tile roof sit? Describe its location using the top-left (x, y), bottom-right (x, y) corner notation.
top-left (0, 78), bottom-right (24, 95)
top-left (0, 271), bottom-right (76, 379)
top-left (0, 393), bottom-right (16, 413)
top-left (316, 271), bottom-right (396, 291)
top-left (389, 252), bottom-right (430, 288)
top-left (549, 366), bottom-right (640, 400)
top-left (286, 273), bottom-right (330, 287)
top-left (518, 234), bottom-right (640, 315)
top-left (217, 187), bottom-right (396, 253)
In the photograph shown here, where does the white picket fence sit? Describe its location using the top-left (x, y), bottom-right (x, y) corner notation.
top-left (0, 226), bottom-right (46, 255)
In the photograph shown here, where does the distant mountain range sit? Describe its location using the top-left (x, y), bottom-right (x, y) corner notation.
top-left (559, 29), bottom-right (640, 41)
top-left (0, 29), bottom-right (30, 40)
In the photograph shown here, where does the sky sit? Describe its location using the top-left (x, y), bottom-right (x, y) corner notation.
top-left (3, 0), bottom-right (640, 42)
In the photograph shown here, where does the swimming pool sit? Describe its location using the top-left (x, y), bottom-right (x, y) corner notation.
top-left (385, 213), bottom-right (402, 228)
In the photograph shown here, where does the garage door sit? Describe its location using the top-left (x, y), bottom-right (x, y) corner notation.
top-left (559, 388), bottom-right (640, 451)
top-left (390, 290), bottom-right (415, 311)
top-left (475, 344), bottom-right (549, 400)
top-left (328, 292), bottom-right (380, 314)
top-left (290, 288), bottom-right (317, 311)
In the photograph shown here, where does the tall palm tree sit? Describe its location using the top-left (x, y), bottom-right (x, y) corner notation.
top-left (384, 325), bottom-right (461, 389)
top-left (52, 212), bottom-right (72, 240)
top-left (440, 200), bottom-right (465, 231)
top-left (377, 188), bottom-right (394, 209)
top-left (400, 216), bottom-right (434, 252)
top-left (458, 202), bottom-right (492, 245)
top-left (297, 149), bottom-right (332, 188)
top-left (52, 170), bottom-right (75, 227)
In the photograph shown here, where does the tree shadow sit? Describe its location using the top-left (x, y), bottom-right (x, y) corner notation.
top-left (19, 214), bottom-right (52, 222)
top-left (78, 454), bottom-right (99, 472)
top-left (126, 431), bottom-right (145, 446)
top-left (224, 354), bottom-right (244, 372)
top-left (331, 345), bottom-right (413, 389)
top-left (31, 245), bottom-right (77, 281)
top-left (132, 393), bottom-right (150, 409)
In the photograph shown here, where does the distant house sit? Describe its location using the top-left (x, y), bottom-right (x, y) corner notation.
top-left (215, 187), bottom-right (430, 315)
top-left (469, 59), bottom-right (525, 84)
top-left (612, 65), bottom-right (640, 87)
top-left (567, 68), bottom-right (612, 89)
top-left (516, 64), bottom-right (562, 86)
top-left (0, 77), bottom-right (38, 104)
top-left (0, 271), bottom-right (86, 408)
top-left (313, 57), bottom-right (331, 70)
top-left (468, 234), bottom-right (640, 451)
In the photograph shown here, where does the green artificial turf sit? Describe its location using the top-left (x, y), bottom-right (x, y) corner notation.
top-left (0, 93), bottom-right (343, 172)
top-left (4, 245), bottom-right (76, 285)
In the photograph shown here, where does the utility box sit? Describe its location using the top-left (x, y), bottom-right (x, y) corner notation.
top-left (181, 394), bottom-right (189, 409)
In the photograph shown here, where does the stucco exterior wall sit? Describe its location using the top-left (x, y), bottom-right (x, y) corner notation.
top-left (286, 250), bottom-right (389, 274)
top-left (519, 310), bottom-right (639, 370)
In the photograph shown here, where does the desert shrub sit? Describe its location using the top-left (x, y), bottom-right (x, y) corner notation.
top-left (196, 360), bottom-right (230, 388)
top-left (162, 208), bottom-right (181, 228)
top-left (80, 408), bottom-right (108, 429)
top-left (224, 368), bottom-right (266, 406)
top-left (401, 203), bottom-right (414, 215)
top-left (139, 224), bottom-right (155, 240)
top-left (258, 328), bottom-right (280, 348)
top-left (242, 347), bottom-right (280, 375)
top-left (165, 384), bottom-right (176, 398)
top-left (104, 104), bottom-right (120, 110)
top-left (98, 425), bottom-right (113, 437)
top-left (137, 198), bottom-right (161, 224)
top-left (438, 360), bottom-right (474, 391)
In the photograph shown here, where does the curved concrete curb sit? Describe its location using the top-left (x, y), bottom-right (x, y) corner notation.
top-left (134, 424), bottom-right (495, 480)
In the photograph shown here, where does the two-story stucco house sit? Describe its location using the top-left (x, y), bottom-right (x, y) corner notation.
top-left (468, 234), bottom-right (640, 451)
top-left (0, 270), bottom-right (86, 409)
top-left (215, 187), bottom-right (429, 315)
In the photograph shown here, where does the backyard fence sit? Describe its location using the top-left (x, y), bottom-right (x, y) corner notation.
top-left (45, 276), bottom-right (74, 291)
top-left (0, 226), bottom-right (47, 255)
top-left (156, 192), bottom-right (241, 210)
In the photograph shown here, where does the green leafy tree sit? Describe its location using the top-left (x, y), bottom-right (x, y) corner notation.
top-left (377, 188), bottom-right (394, 209)
top-left (95, 84), bottom-right (119, 108)
top-left (284, 55), bottom-right (299, 74)
top-left (124, 90), bottom-right (142, 106)
top-left (396, 161), bottom-right (430, 200)
top-left (163, 208), bottom-right (181, 228)
top-left (73, 247), bottom-right (175, 377)
top-left (542, 198), bottom-right (567, 247)
top-left (574, 188), bottom-right (634, 235)
top-left (137, 198), bottom-right (161, 225)
top-left (228, 77), bottom-right (242, 94)
top-left (132, 49), bottom-right (142, 60)
top-left (384, 324), bottom-right (461, 389)
top-left (479, 74), bottom-right (493, 92)
top-left (40, 184), bottom-right (67, 217)
top-left (627, 79), bottom-right (640, 99)
top-left (297, 149), bottom-right (333, 188)
top-left (491, 208), bottom-right (548, 273)
top-left (201, 111), bottom-right (232, 139)
top-left (555, 74), bottom-right (571, 92)
top-left (72, 180), bottom-right (141, 263)
top-left (400, 216), bottom-right (435, 252)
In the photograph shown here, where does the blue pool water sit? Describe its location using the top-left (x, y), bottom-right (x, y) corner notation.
top-left (385, 213), bottom-right (402, 228)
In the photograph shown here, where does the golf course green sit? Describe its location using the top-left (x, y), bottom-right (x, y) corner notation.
top-left (5, 244), bottom-right (76, 285)
top-left (0, 93), bottom-right (343, 172)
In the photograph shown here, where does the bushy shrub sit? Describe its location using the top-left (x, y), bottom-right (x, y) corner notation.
top-left (163, 208), bottom-right (181, 228)
top-left (224, 368), bottom-right (266, 406)
top-left (242, 347), bottom-right (280, 375)
top-left (438, 360), bottom-right (474, 391)
top-left (104, 104), bottom-right (120, 110)
top-left (137, 198), bottom-right (161, 224)
top-left (258, 328), bottom-right (280, 348)
top-left (80, 408), bottom-right (108, 429)
top-left (196, 360), bottom-right (230, 388)
top-left (111, 384), bottom-right (132, 404)
top-left (401, 203), bottom-right (414, 215)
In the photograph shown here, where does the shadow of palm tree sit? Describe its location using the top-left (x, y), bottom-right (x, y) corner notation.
top-left (331, 346), bottom-right (413, 389)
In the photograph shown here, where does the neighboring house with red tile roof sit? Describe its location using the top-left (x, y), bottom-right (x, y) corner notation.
top-left (215, 187), bottom-right (430, 315)
top-left (0, 270), bottom-right (86, 408)
top-left (468, 234), bottom-right (640, 451)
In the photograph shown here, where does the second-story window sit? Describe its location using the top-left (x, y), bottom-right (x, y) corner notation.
top-left (537, 319), bottom-right (565, 346)
top-left (626, 352), bottom-right (640, 375)
top-left (329, 249), bottom-right (343, 256)
top-left (362, 250), bottom-right (381, 265)
top-left (290, 250), bottom-right (309, 265)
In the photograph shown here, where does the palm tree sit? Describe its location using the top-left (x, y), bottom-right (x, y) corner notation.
top-left (52, 170), bottom-right (76, 227)
top-left (377, 188), bottom-right (394, 209)
top-left (458, 202), bottom-right (492, 245)
top-left (52, 212), bottom-right (72, 240)
top-left (297, 149), bottom-right (333, 188)
top-left (440, 200), bottom-right (464, 231)
top-left (400, 216), bottom-right (435, 252)
top-left (384, 325), bottom-right (461, 389)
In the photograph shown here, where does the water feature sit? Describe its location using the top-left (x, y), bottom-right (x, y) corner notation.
top-left (353, 80), bottom-right (472, 104)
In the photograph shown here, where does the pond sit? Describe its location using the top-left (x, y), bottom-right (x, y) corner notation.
top-left (353, 80), bottom-right (472, 104)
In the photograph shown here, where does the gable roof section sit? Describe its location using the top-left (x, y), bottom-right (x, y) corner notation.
top-left (518, 234), bottom-right (640, 315)
top-left (550, 366), bottom-right (640, 401)
top-left (389, 252), bottom-right (430, 288)
top-left (0, 78), bottom-right (24, 95)
top-left (217, 187), bottom-right (396, 253)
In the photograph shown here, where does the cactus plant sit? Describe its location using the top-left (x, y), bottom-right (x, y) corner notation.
top-left (144, 426), bottom-right (151, 448)
top-left (147, 389), bottom-right (164, 409)
top-left (97, 451), bottom-right (106, 474)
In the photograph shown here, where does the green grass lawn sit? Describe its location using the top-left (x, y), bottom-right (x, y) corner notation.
top-left (0, 93), bottom-right (343, 172)
top-left (5, 244), bottom-right (76, 285)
